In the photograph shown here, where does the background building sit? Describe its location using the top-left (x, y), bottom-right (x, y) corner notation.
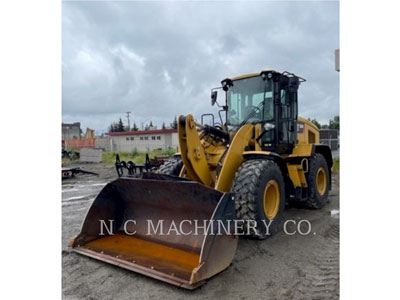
top-left (320, 129), bottom-right (339, 151)
top-left (107, 129), bottom-right (178, 152)
top-left (62, 122), bottom-right (82, 140)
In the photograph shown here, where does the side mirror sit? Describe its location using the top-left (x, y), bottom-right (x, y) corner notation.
top-left (211, 91), bottom-right (218, 106)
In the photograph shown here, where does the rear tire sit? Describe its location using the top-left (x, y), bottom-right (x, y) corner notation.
top-left (156, 157), bottom-right (183, 176)
top-left (305, 153), bottom-right (330, 208)
top-left (232, 159), bottom-right (285, 239)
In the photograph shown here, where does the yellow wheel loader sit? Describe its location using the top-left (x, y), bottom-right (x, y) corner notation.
top-left (70, 70), bottom-right (332, 289)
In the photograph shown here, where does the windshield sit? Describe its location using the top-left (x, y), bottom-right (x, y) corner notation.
top-left (226, 76), bottom-right (274, 126)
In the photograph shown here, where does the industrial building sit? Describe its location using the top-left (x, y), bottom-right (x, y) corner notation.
top-left (62, 122), bottom-right (82, 140)
top-left (106, 129), bottom-right (178, 152)
top-left (320, 129), bottom-right (339, 151)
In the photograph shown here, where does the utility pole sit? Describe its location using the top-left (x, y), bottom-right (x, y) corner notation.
top-left (335, 49), bottom-right (340, 72)
top-left (126, 112), bottom-right (131, 131)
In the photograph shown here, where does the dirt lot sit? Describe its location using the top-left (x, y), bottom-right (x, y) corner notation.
top-left (62, 163), bottom-right (339, 300)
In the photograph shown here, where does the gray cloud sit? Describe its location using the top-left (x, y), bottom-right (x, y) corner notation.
top-left (62, 1), bottom-right (339, 132)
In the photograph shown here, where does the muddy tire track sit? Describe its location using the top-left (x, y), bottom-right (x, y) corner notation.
top-left (297, 224), bottom-right (339, 300)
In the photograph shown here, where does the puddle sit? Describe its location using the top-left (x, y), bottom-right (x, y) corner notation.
top-left (62, 188), bottom-right (80, 193)
top-left (88, 183), bottom-right (107, 187)
top-left (330, 210), bottom-right (339, 218)
top-left (62, 197), bottom-right (94, 207)
top-left (63, 195), bottom-right (86, 201)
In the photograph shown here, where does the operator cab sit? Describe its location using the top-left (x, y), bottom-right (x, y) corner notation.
top-left (212, 71), bottom-right (304, 154)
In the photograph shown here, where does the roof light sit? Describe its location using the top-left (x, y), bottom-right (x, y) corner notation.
top-left (221, 79), bottom-right (233, 91)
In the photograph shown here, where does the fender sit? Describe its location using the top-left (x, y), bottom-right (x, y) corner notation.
top-left (313, 144), bottom-right (333, 169)
top-left (242, 151), bottom-right (294, 197)
top-left (242, 151), bottom-right (289, 176)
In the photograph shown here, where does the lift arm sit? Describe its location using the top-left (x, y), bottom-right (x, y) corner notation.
top-left (178, 115), bottom-right (214, 186)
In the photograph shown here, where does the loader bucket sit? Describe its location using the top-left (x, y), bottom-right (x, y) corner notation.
top-left (69, 173), bottom-right (238, 289)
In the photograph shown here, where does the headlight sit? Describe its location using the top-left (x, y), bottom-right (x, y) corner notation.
top-left (264, 123), bottom-right (275, 130)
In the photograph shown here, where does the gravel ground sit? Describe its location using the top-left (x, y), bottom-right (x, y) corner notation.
top-left (62, 163), bottom-right (339, 300)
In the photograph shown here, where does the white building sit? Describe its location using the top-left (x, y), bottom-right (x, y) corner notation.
top-left (106, 129), bottom-right (179, 152)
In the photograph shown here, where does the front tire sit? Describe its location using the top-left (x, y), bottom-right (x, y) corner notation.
top-left (156, 157), bottom-right (183, 176)
top-left (232, 159), bottom-right (285, 239)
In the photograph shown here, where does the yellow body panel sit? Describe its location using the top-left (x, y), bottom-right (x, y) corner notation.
top-left (287, 165), bottom-right (308, 188)
top-left (288, 143), bottom-right (313, 157)
top-left (297, 116), bottom-right (320, 144)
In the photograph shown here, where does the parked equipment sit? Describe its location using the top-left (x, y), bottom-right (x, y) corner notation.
top-left (114, 153), bottom-right (169, 176)
top-left (62, 149), bottom-right (80, 160)
top-left (62, 167), bottom-right (98, 179)
top-left (70, 70), bottom-right (332, 289)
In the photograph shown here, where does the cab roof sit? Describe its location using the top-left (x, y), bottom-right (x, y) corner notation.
top-left (230, 70), bottom-right (279, 81)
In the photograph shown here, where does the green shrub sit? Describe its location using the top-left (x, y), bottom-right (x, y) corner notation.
top-left (332, 158), bottom-right (339, 173)
top-left (102, 148), bottom-right (177, 164)
top-left (161, 147), bottom-right (176, 157)
top-left (131, 148), bottom-right (138, 157)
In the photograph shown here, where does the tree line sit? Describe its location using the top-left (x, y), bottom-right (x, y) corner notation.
top-left (308, 116), bottom-right (339, 131)
top-left (108, 117), bottom-right (178, 132)
top-left (108, 116), bottom-right (338, 132)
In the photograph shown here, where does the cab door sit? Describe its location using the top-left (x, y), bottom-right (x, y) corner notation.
top-left (276, 84), bottom-right (298, 154)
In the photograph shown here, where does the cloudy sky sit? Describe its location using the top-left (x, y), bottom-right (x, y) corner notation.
top-left (62, 1), bottom-right (339, 133)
